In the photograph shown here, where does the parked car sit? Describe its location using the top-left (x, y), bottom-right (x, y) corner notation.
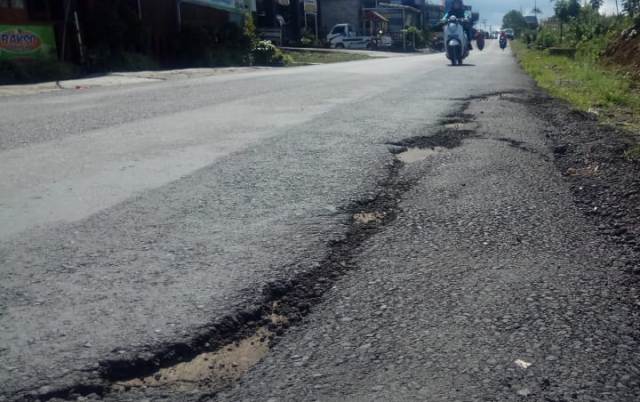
top-left (326, 23), bottom-right (391, 50)
top-left (503, 28), bottom-right (515, 40)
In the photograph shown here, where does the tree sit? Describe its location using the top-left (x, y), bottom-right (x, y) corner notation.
top-left (623, 0), bottom-right (640, 16)
top-left (590, 0), bottom-right (603, 11)
top-left (567, 0), bottom-right (582, 18)
top-left (551, 0), bottom-right (581, 41)
top-left (502, 10), bottom-right (529, 36)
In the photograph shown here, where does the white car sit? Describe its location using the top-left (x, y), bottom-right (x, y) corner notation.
top-left (326, 23), bottom-right (391, 50)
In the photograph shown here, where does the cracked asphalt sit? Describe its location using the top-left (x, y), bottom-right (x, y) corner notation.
top-left (212, 94), bottom-right (640, 402)
top-left (2, 41), bottom-right (639, 401)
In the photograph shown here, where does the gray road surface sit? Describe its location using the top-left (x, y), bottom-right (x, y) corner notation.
top-left (2, 42), bottom-right (637, 401)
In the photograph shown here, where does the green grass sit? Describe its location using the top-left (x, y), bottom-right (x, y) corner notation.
top-left (625, 144), bottom-right (640, 161)
top-left (512, 40), bottom-right (640, 131)
top-left (282, 50), bottom-right (373, 65)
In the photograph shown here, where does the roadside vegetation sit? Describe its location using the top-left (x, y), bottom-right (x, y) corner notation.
top-left (505, 1), bottom-right (640, 145)
top-left (282, 49), bottom-right (373, 65)
top-left (0, 59), bottom-right (80, 85)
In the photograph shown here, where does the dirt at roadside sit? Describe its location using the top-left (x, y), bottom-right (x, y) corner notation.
top-left (603, 21), bottom-right (640, 75)
top-left (523, 93), bottom-right (640, 276)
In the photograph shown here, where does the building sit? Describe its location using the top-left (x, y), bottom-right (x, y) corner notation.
top-left (424, 3), bottom-right (444, 29)
top-left (319, 0), bottom-right (423, 48)
top-left (524, 15), bottom-right (539, 29)
top-left (319, 0), bottom-right (360, 36)
top-left (1, 0), bottom-right (255, 65)
top-left (255, 0), bottom-right (306, 44)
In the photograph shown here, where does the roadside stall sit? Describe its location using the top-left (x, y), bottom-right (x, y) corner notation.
top-left (364, 2), bottom-right (421, 51)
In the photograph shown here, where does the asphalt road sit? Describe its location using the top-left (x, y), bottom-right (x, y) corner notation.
top-left (2, 42), bottom-right (638, 401)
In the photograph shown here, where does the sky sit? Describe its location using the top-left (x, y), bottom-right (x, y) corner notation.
top-left (465, 0), bottom-right (621, 31)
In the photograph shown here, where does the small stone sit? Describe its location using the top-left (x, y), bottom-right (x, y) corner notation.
top-left (517, 388), bottom-right (531, 396)
top-left (514, 359), bottom-right (532, 369)
top-left (38, 386), bottom-right (53, 394)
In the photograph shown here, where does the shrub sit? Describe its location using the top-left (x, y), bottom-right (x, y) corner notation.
top-left (174, 26), bottom-right (217, 67)
top-left (0, 59), bottom-right (78, 84)
top-left (252, 40), bottom-right (291, 66)
top-left (522, 30), bottom-right (537, 45)
top-left (173, 14), bottom-right (257, 68)
top-left (576, 35), bottom-right (608, 62)
top-left (300, 30), bottom-right (318, 47)
top-left (535, 29), bottom-right (560, 49)
top-left (405, 26), bottom-right (430, 49)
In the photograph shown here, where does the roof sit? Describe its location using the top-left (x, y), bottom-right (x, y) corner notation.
top-left (365, 10), bottom-right (389, 22)
top-left (524, 16), bottom-right (539, 25)
top-left (376, 2), bottom-right (421, 14)
top-left (179, 0), bottom-right (250, 15)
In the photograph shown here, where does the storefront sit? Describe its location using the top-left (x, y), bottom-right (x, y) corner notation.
top-left (363, 9), bottom-right (388, 36)
top-left (255, 0), bottom-right (304, 44)
top-left (364, 2), bottom-right (421, 49)
top-left (1, 0), bottom-right (257, 65)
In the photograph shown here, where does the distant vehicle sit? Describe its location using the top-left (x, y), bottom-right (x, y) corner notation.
top-left (503, 28), bottom-right (515, 39)
top-left (326, 23), bottom-right (392, 50)
top-left (475, 30), bottom-right (485, 51)
top-left (499, 34), bottom-right (508, 50)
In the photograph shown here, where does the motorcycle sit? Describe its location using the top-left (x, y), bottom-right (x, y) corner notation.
top-left (499, 36), bottom-right (508, 50)
top-left (444, 16), bottom-right (469, 66)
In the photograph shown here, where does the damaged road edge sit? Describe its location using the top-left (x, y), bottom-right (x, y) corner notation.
top-left (18, 99), bottom-right (482, 402)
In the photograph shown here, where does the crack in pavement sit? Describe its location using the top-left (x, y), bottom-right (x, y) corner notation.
top-left (20, 98), bottom-right (486, 402)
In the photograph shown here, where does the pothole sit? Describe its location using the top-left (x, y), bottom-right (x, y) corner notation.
top-left (111, 304), bottom-right (288, 394)
top-left (353, 211), bottom-right (386, 224)
top-left (113, 328), bottom-right (272, 392)
top-left (387, 110), bottom-right (478, 154)
top-left (396, 147), bottom-right (446, 163)
top-left (566, 164), bottom-right (600, 177)
top-left (387, 129), bottom-right (474, 151)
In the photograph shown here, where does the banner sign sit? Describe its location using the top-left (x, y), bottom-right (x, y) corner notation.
top-left (0, 24), bottom-right (57, 61)
top-left (304, 0), bottom-right (317, 14)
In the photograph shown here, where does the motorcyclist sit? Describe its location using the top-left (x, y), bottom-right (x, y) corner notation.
top-left (443, 0), bottom-right (473, 50)
top-left (499, 31), bottom-right (508, 49)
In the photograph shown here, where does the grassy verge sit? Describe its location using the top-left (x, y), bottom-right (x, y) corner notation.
top-left (282, 49), bottom-right (373, 65)
top-left (512, 40), bottom-right (640, 134)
